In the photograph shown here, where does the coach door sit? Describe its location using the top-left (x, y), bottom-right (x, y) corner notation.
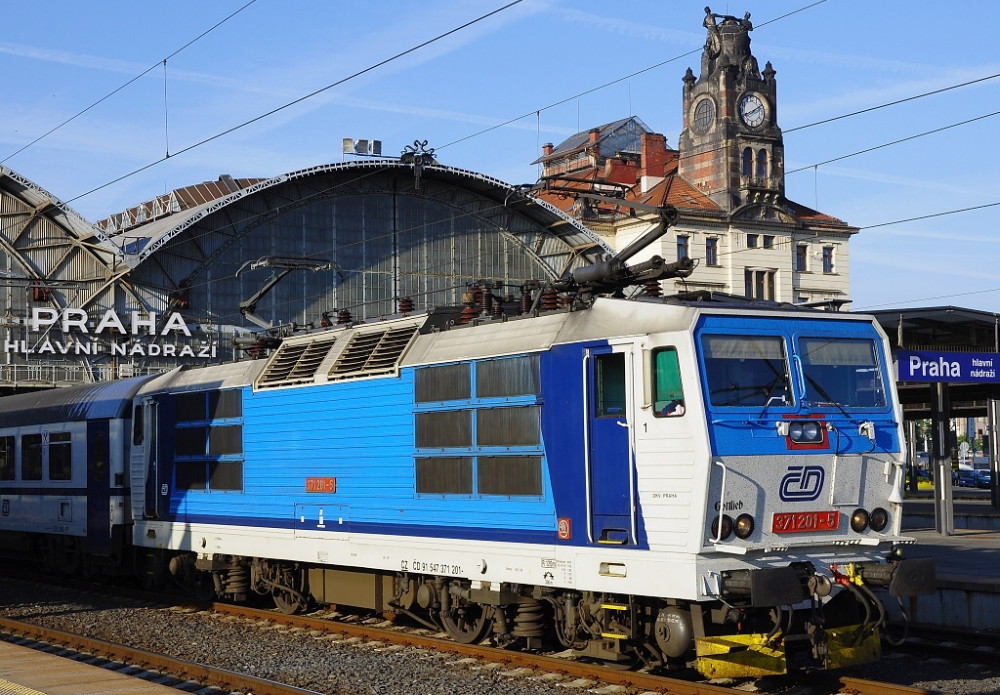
top-left (585, 346), bottom-right (635, 545)
top-left (86, 421), bottom-right (112, 553)
top-left (134, 397), bottom-right (164, 520)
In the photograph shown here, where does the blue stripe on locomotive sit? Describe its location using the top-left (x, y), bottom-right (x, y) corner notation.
top-left (695, 315), bottom-right (901, 457)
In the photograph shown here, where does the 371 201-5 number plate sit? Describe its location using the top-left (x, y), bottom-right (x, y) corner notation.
top-left (771, 511), bottom-right (839, 534)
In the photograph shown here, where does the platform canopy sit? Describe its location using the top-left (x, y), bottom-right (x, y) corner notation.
top-left (869, 306), bottom-right (1000, 416)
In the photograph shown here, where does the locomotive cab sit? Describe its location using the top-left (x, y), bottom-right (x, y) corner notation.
top-left (658, 311), bottom-right (937, 676)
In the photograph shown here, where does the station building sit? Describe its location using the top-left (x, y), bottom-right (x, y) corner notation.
top-left (532, 9), bottom-right (855, 307)
top-left (0, 160), bottom-right (608, 392)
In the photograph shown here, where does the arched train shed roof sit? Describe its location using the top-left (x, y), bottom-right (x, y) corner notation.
top-left (107, 161), bottom-right (615, 330)
top-left (111, 161), bottom-right (611, 277)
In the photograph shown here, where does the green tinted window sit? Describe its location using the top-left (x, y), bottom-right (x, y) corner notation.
top-left (653, 347), bottom-right (685, 417)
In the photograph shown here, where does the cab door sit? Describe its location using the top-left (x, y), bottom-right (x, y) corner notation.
top-left (585, 347), bottom-right (635, 544)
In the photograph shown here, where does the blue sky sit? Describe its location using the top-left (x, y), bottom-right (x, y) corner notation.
top-left (1, 1), bottom-right (998, 314)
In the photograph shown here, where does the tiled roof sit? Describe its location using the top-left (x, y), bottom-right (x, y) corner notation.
top-left (532, 116), bottom-right (651, 164)
top-left (532, 147), bottom-right (720, 218)
top-left (532, 140), bottom-right (854, 227)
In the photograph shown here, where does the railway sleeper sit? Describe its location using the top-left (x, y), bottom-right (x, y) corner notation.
top-left (144, 553), bottom-right (904, 679)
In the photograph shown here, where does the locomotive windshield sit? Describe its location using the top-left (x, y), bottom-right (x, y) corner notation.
top-left (798, 337), bottom-right (886, 408)
top-left (702, 335), bottom-right (791, 407)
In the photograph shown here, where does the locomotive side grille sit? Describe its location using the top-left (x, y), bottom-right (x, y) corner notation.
top-left (328, 326), bottom-right (417, 379)
top-left (257, 336), bottom-right (337, 388)
top-left (287, 341), bottom-right (334, 381)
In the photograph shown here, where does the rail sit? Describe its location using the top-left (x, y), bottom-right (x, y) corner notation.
top-left (0, 615), bottom-right (316, 695)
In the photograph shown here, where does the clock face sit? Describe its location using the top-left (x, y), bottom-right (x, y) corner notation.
top-left (692, 97), bottom-right (716, 134)
top-left (739, 93), bottom-right (766, 128)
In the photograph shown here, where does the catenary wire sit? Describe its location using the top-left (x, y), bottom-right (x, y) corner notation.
top-left (63, 0), bottom-right (526, 206)
top-left (0, 0), bottom-right (259, 165)
top-left (786, 111), bottom-right (1000, 175)
top-left (435, 0), bottom-right (829, 151)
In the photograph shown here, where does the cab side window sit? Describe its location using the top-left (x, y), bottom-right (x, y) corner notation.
top-left (653, 347), bottom-right (685, 417)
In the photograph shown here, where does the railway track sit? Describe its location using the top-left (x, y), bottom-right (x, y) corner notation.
top-left (0, 572), bottom-right (956, 695)
top-left (200, 601), bottom-right (950, 695)
top-left (0, 615), bottom-right (319, 695)
top-left (889, 625), bottom-right (1000, 669)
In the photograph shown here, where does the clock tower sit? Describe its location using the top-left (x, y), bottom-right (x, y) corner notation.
top-left (678, 7), bottom-right (785, 215)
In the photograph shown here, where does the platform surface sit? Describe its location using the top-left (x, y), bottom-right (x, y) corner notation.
top-left (0, 639), bottom-right (188, 695)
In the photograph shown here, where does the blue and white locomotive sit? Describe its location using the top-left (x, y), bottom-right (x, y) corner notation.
top-left (0, 291), bottom-right (934, 677)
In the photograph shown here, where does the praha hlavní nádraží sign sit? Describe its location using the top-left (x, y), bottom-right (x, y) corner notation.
top-left (898, 349), bottom-right (997, 383)
top-left (4, 308), bottom-right (217, 358)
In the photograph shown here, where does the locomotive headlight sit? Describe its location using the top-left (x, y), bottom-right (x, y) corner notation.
top-left (711, 514), bottom-right (734, 540)
top-left (869, 507), bottom-right (889, 532)
top-left (850, 508), bottom-right (870, 533)
top-left (734, 514), bottom-right (755, 539)
top-left (788, 421), bottom-right (823, 443)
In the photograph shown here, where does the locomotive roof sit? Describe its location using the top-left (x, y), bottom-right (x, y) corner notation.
top-left (0, 373), bottom-right (158, 427)
top-left (136, 359), bottom-right (268, 395)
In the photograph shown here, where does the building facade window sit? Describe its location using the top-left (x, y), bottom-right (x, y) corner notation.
top-left (677, 235), bottom-right (689, 260)
top-left (796, 245), bottom-right (808, 272)
top-left (823, 246), bottom-right (835, 273)
top-left (763, 235), bottom-right (774, 249)
top-left (756, 149), bottom-right (768, 181)
top-left (705, 237), bottom-right (718, 266)
top-left (746, 234), bottom-right (758, 248)
top-left (744, 268), bottom-right (776, 300)
top-left (741, 147), bottom-right (752, 177)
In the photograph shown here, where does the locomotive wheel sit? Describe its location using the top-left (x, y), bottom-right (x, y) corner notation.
top-left (441, 602), bottom-right (493, 644)
top-left (272, 586), bottom-right (307, 614)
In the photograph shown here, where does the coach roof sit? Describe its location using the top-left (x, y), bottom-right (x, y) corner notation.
top-left (0, 374), bottom-right (158, 428)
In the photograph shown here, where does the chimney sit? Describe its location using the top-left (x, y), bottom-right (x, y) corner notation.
top-left (640, 133), bottom-right (669, 193)
top-left (588, 128), bottom-right (601, 143)
top-left (542, 142), bottom-right (553, 156)
top-left (603, 158), bottom-right (638, 185)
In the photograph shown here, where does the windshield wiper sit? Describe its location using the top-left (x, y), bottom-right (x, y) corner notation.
top-left (804, 373), bottom-right (851, 420)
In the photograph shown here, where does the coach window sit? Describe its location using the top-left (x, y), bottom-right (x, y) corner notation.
top-left (22, 434), bottom-right (42, 481)
top-left (93, 429), bottom-right (109, 484)
top-left (48, 432), bottom-right (72, 481)
top-left (652, 347), bottom-right (685, 417)
top-left (0, 436), bottom-right (13, 480)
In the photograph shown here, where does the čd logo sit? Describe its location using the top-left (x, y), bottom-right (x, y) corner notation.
top-left (779, 465), bottom-right (825, 502)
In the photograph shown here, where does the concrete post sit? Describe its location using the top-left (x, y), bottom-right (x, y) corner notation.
top-left (931, 382), bottom-right (954, 535)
